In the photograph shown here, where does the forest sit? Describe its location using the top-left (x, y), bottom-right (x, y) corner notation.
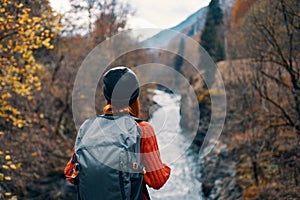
top-left (0, 0), bottom-right (299, 199)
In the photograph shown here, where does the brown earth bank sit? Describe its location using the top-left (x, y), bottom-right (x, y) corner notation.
top-left (184, 60), bottom-right (300, 199)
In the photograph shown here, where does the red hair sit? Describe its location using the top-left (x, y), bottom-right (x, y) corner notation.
top-left (103, 98), bottom-right (140, 118)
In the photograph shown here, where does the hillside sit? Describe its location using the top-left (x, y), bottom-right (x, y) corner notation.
top-left (142, 0), bottom-right (235, 48)
top-left (141, 7), bottom-right (207, 48)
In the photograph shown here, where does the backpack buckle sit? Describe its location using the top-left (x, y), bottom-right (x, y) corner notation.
top-left (142, 166), bottom-right (146, 174)
top-left (70, 163), bottom-right (79, 179)
top-left (132, 162), bottom-right (146, 174)
top-left (132, 162), bottom-right (139, 170)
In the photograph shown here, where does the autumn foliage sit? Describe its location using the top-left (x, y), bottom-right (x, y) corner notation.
top-left (0, 0), bottom-right (60, 127)
top-left (214, 0), bottom-right (300, 198)
top-left (0, 0), bottom-right (299, 199)
top-left (231, 0), bottom-right (257, 26)
top-left (0, 0), bottom-right (153, 198)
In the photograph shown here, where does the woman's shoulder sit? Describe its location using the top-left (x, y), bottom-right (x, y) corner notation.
top-left (137, 121), bottom-right (155, 137)
top-left (138, 121), bottom-right (152, 127)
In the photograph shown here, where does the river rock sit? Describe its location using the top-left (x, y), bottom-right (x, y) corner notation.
top-left (199, 143), bottom-right (242, 199)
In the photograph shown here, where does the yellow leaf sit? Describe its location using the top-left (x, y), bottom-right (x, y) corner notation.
top-left (2, 165), bottom-right (9, 170)
top-left (35, 23), bottom-right (40, 29)
top-left (14, 3), bottom-right (23, 8)
top-left (31, 152), bottom-right (38, 157)
top-left (44, 37), bottom-right (51, 43)
top-left (6, 161), bottom-right (12, 165)
top-left (4, 192), bottom-right (11, 196)
top-left (22, 13), bottom-right (29, 22)
top-left (32, 17), bottom-right (41, 23)
top-left (17, 123), bottom-right (23, 128)
top-left (9, 196), bottom-right (18, 200)
top-left (34, 82), bottom-right (41, 88)
top-left (5, 155), bottom-right (11, 160)
top-left (22, 8), bottom-right (31, 13)
top-left (39, 113), bottom-right (44, 119)
top-left (0, 173), bottom-right (4, 181)
top-left (10, 164), bottom-right (17, 170)
top-left (56, 191), bottom-right (62, 197)
top-left (4, 176), bottom-right (11, 181)
top-left (16, 163), bottom-right (22, 169)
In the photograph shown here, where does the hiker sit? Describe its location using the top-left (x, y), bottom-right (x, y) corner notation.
top-left (64, 66), bottom-right (171, 200)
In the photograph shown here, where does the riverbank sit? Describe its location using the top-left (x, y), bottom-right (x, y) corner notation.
top-left (199, 141), bottom-right (239, 199)
top-left (197, 60), bottom-right (300, 199)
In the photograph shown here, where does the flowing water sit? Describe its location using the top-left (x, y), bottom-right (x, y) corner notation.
top-left (148, 90), bottom-right (202, 200)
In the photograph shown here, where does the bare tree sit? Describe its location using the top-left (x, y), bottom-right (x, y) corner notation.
top-left (35, 0), bottom-right (134, 138)
top-left (62, 0), bottom-right (132, 36)
top-left (241, 0), bottom-right (300, 134)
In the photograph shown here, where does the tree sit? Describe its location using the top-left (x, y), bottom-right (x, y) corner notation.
top-left (174, 37), bottom-right (185, 73)
top-left (0, 0), bottom-right (60, 127)
top-left (63, 0), bottom-right (131, 37)
top-left (34, 0), bottom-right (134, 137)
top-left (208, 0), bottom-right (223, 26)
top-left (241, 0), bottom-right (300, 134)
top-left (222, 0), bottom-right (300, 197)
top-left (200, 0), bottom-right (224, 62)
top-left (0, 1), bottom-right (62, 198)
top-left (195, 0), bottom-right (225, 146)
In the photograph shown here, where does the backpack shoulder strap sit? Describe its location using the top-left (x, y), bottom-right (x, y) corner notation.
top-left (99, 114), bottom-right (144, 122)
top-left (130, 116), bottom-right (144, 122)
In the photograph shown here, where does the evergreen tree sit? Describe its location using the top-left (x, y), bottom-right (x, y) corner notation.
top-left (173, 37), bottom-right (185, 89)
top-left (174, 37), bottom-right (185, 73)
top-left (200, 14), bottom-right (217, 57)
top-left (195, 0), bottom-right (224, 147)
top-left (209, 0), bottom-right (223, 26)
top-left (200, 0), bottom-right (224, 62)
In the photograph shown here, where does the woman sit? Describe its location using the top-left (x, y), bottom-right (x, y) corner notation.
top-left (64, 66), bottom-right (171, 200)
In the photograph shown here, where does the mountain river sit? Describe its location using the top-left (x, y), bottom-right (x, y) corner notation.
top-left (148, 90), bottom-right (203, 200)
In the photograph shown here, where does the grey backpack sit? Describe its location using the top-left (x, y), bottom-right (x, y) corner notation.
top-left (74, 115), bottom-right (144, 200)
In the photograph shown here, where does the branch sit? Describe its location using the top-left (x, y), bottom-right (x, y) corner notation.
top-left (253, 79), bottom-right (295, 127)
top-left (255, 22), bottom-right (290, 71)
top-left (259, 69), bottom-right (292, 91)
top-left (253, 56), bottom-right (298, 76)
top-left (280, 0), bottom-right (295, 73)
top-left (0, 30), bottom-right (18, 42)
top-left (264, 122), bottom-right (290, 130)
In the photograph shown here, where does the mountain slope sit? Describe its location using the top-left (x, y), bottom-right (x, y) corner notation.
top-left (141, 0), bottom-right (236, 48)
top-left (141, 6), bottom-right (208, 48)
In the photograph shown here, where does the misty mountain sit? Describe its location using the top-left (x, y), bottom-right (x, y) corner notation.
top-left (141, 0), bottom-right (235, 48)
top-left (141, 7), bottom-right (207, 48)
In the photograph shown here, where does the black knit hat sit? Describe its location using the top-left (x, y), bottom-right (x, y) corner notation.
top-left (103, 66), bottom-right (139, 107)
